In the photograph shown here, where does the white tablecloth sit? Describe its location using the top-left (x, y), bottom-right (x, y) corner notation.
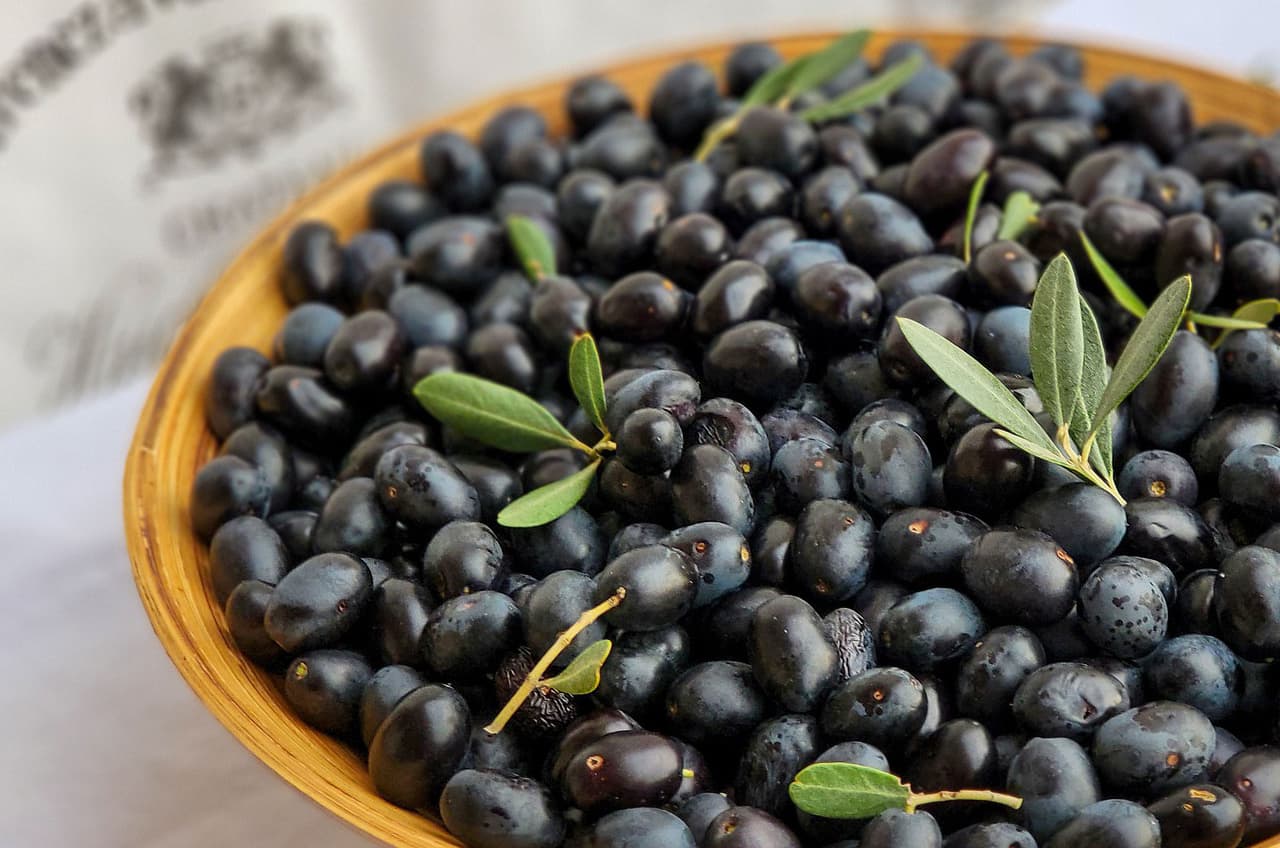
top-left (0, 381), bottom-right (377, 848)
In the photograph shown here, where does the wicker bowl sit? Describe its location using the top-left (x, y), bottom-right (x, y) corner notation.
top-left (124, 30), bottom-right (1280, 848)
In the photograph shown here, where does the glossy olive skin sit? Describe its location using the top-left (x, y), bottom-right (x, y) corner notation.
top-left (586, 179), bottom-right (672, 277)
top-left (670, 444), bottom-right (755, 535)
top-left (876, 255), bottom-right (968, 313)
top-left (945, 822), bottom-right (1038, 848)
top-left (821, 665), bottom-right (927, 750)
top-left (1093, 701), bottom-right (1216, 796)
top-left (224, 579), bottom-right (290, 669)
top-left (596, 272), bottom-right (690, 342)
top-left (663, 521), bottom-right (751, 608)
top-left (312, 477), bottom-right (391, 557)
top-left (373, 445), bottom-right (480, 532)
top-left (281, 220), bottom-right (345, 304)
top-left (1189, 405), bottom-right (1280, 487)
top-left (358, 664), bottom-right (427, 748)
top-left (732, 714), bottom-right (821, 818)
top-left (861, 808), bottom-right (942, 848)
top-left (1119, 449), bottom-right (1201, 506)
top-left (368, 683), bottom-right (471, 809)
top-left (703, 806), bottom-right (802, 848)
top-left (604, 369), bottom-right (703, 431)
top-left (406, 216), bottom-right (505, 297)
top-left (879, 294), bottom-right (971, 386)
top-left (510, 506), bottom-right (606, 578)
top-left (1044, 799), bottom-right (1161, 848)
top-left (970, 240), bottom-right (1041, 306)
top-left (690, 261), bottom-right (775, 339)
top-left (665, 660), bottom-right (770, 747)
top-left (190, 454), bottom-right (272, 541)
top-left (654, 212), bottom-right (731, 289)
top-left (594, 626), bottom-right (690, 720)
top-left (872, 507), bottom-right (984, 586)
top-left (904, 129), bottom-right (996, 214)
top-left (1146, 783), bottom-right (1246, 848)
top-left (1008, 736), bottom-right (1103, 842)
top-left (906, 718), bottom-right (998, 794)
top-left (944, 423), bottom-right (1036, 520)
top-left (208, 516), bottom-right (290, 606)
top-left (1013, 662), bottom-right (1131, 742)
top-left (263, 552), bottom-right (373, 653)
top-left (956, 625), bottom-right (1046, 729)
top-left (838, 192), bottom-right (935, 273)
top-left (420, 131), bottom-right (494, 212)
top-left (283, 649), bottom-right (372, 735)
top-left (1144, 633), bottom-right (1241, 722)
top-left (205, 347), bottom-right (271, 441)
top-left (1226, 239), bottom-right (1280, 301)
top-left (718, 167), bottom-right (796, 234)
top-left (1218, 746), bottom-right (1280, 842)
top-left (423, 521), bottom-right (504, 599)
top-left (961, 528), bottom-right (1079, 626)
top-left (1120, 497), bottom-right (1219, 577)
top-left (770, 437), bottom-right (850, 514)
top-left (1213, 545), bottom-right (1280, 661)
top-left (748, 594), bottom-right (838, 712)
top-left (521, 571), bottom-right (606, 669)
top-left (785, 498), bottom-right (876, 604)
top-left (1130, 331), bottom-right (1219, 449)
top-left (800, 166), bottom-right (860, 238)
top-left (421, 590), bottom-right (521, 679)
top-left (367, 577), bottom-right (435, 667)
top-left (560, 730), bottom-right (683, 813)
top-left (735, 106), bottom-right (817, 179)
top-left (791, 262), bottom-right (882, 343)
top-left (1155, 213), bottom-right (1224, 310)
top-left (595, 544), bottom-right (699, 631)
top-left (1220, 443), bottom-right (1280, 523)
top-left (1012, 483), bottom-right (1127, 568)
top-left (1078, 561), bottom-right (1169, 659)
top-left (878, 588), bottom-right (986, 672)
top-left (253, 364), bottom-right (354, 450)
top-left (438, 769), bottom-right (564, 848)
top-left (580, 808), bottom-right (696, 848)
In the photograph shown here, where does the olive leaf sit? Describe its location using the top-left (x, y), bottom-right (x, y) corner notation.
top-left (779, 30), bottom-right (870, 102)
top-left (962, 170), bottom-right (989, 265)
top-left (414, 372), bottom-right (589, 454)
top-left (1030, 254), bottom-right (1085, 431)
top-left (506, 214), bottom-right (557, 282)
top-left (1079, 231), bottom-right (1148, 319)
top-left (1075, 298), bottom-right (1113, 479)
top-left (1085, 275), bottom-right (1192, 448)
top-left (790, 764), bottom-right (913, 820)
top-left (742, 55), bottom-right (809, 107)
top-left (799, 53), bottom-right (925, 123)
top-left (896, 317), bottom-right (1058, 454)
top-left (568, 333), bottom-right (608, 437)
top-left (1186, 311), bottom-right (1270, 330)
top-left (993, 428), bottom-right (1075, 469)
top-left (497, 459), bottom-right (601, 528)
top-left (1211, 298), bottom-right (1280, 348)
top-left (541, 639), bottom-right (612, 695)
top-left (997, 191), bottom-right (1040, 241)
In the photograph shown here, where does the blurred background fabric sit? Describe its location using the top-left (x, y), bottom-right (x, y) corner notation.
top-left (2, 0), bottom-right (1278, 429)
top-left (3, 3), bottom-right (1280, 847)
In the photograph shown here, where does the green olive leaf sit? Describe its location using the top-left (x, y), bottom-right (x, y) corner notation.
top-left (540, 638), bottom-right (612, 695)
top-left (414, 372), bottom-right (588, 454)
top-left (789, 763), bottom-right (912, 820)
top-left (1075, 297), bottom-right (1113, 480)
top-left (1030, 254), bottom-right (1085, 431)
top-left (497, 459), bottom-right (600, 528)
top-left (780, 30), bottom-right (870, 101)
top-left (962, 170), bottom-right (989, 265)
top-left (1186, 311), bottom-right (1270, 330)
top-left (568, 333), bottom-right (608, 436)
top-left (896, 317), bottom-right (1059, 455)
top-left (1079, 231), bottom-right (1148, 319)
top-left (742, 54), bottom-right (810, 107)
top-left (1211, 298), bottom-right (1280, 348)
top-left (505, 214), bottom-right (557, 282)
top-left (993, 429), bottom-right (1075, 469)
top-left (997, 191), bottom-right (1041, 241)
top-left (799, 53), bottom-right (924, 123)
top-left (1085, 275), bottom-right (1192, 446)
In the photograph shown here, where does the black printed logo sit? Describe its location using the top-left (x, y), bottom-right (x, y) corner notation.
top-left (129, 17), bottom-right (345, 184)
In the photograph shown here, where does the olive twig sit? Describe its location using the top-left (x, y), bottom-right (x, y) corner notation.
top-left (903, 788), bottom-right (1024, 814)
top-left (485, 589), bottom-right (627, 735)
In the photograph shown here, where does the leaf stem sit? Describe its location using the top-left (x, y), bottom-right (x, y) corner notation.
top-left (694, 116), bottom-right (740, 161)
top-left (905, 789), bottom-right (1024, 814)
top-left (484, 589), bottom-right (626, 735)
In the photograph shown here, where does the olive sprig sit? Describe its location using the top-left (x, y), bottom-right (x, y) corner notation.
top-left (414, 216), bottom-right (613, 528)
top-left (961, 169), bottom-right (1040, 264)
top-left (694, 30), bottom-right (924, 161)
top-left (790, 762), bottom-right (1023, 820)
top-left (899, 252), bottom-right (1192, 505)
top-left (1079, 230), bottom-right (1279, 347)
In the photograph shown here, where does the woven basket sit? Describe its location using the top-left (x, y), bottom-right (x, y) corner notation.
top-left (123, 30), bottom-right (1280, 848)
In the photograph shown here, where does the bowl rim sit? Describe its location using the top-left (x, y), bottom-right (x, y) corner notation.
top-left (123, 28), bottom-right (1280, 848)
